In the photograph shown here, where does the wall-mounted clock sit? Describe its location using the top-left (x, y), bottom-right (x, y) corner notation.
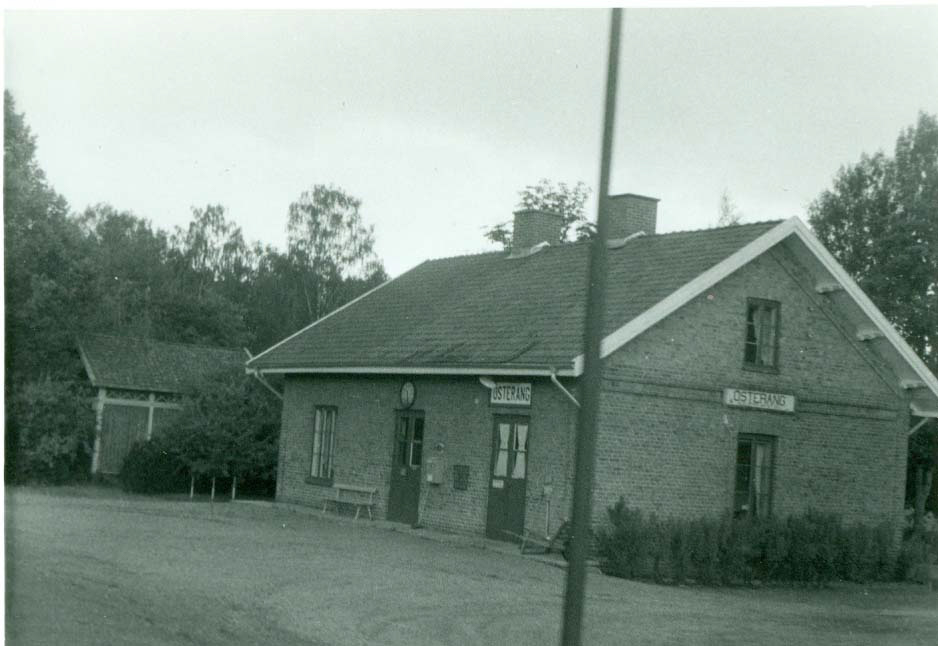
top-left (400, 381), bottom-right (416, 409)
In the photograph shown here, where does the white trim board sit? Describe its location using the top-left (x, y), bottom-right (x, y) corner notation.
top-left (572, 217), bottom-right (800, 374)
top-left (255, 366), bottom-right (577, 378)
top-left (101, 396), bottom-right (183, 410)
top-left (571, 217), bottom-right (938, 407)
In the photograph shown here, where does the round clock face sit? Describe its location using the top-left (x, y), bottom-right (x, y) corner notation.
top-left (400, 381), bottom-right (416, 409)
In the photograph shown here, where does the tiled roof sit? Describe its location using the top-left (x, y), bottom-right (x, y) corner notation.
top-left (248, 221), bottom-right (782, 372)
top-left (78, 334), bottom-right (246, 393)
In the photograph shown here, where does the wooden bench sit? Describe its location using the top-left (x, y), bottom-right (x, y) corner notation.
top-left (321, 483), bottom-right (377, 520)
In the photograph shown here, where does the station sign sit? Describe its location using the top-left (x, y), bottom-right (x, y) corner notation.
top-left (490, 382), bottom-right (532, 406)
top-left (723, 388), bottom-right (795, 413)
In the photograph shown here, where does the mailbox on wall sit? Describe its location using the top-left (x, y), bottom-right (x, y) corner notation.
top-left (424, 456), bottom-right (444, 485)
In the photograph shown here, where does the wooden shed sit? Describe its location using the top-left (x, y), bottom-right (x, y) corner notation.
top-left (77, 334), bottom-right (245, 475)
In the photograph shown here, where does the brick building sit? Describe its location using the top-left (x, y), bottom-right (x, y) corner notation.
top-left (247, 195), bottom-right (938, 540)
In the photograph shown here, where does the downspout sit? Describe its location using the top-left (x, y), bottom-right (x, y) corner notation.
top-left (551, 371), bottom-right (580, 408)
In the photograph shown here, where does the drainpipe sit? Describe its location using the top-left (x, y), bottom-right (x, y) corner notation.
top-left (551, 371), bottom-right (580, 408)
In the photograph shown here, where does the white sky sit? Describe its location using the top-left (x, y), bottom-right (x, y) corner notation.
top-left (4, 7), bottom-right (938, 276)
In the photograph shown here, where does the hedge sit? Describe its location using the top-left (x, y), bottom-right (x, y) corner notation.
top-left (596, 498), bottom-right (896, 586)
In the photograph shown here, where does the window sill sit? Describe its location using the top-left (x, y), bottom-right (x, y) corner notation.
top-left (305, 476), bottom-right (334, 487)
top-left (742, 363), bottom-right (779, 375)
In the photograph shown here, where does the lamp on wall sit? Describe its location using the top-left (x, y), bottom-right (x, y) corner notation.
top-left (479, 376), bottom-right (496, 390)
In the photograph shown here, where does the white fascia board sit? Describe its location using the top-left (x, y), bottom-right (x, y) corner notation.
top-left (570, 216), bottom-right (938, 408)
top-left (572, 218), bottom-right (801, 376)
top-left (245, 271), bottom-right (403, 367)
top-left (76, 342), bottom-right (98, 387)
top-left (258, 366), bottom-right (577, 378)
top-left (788, 219), bottom-right (938, 402)
top-left (910, 402), bottom-right (938, 418)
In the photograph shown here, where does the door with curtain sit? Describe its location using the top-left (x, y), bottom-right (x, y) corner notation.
top-left (485, 416), bottom-right (529, 541)
top-left (387, 410), bottom-right (424, 524)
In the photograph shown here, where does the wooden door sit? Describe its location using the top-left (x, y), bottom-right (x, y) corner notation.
top-left (387, 411), bottom-right (424, 524)
top-left (98, 404), bottom-right (149, 475)
top-left (485, 417), bottom-right (529, 541)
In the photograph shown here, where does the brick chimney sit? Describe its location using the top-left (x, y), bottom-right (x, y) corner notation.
top-left (607, 193), bottom-right (659, 239)
top-left (512, 209), bottom-right (563, 251)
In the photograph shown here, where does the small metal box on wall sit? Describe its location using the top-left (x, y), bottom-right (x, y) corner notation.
top-left (424, 456), bottom-right (444, 485)
top-left (452, 464), bottom-right (470, 491)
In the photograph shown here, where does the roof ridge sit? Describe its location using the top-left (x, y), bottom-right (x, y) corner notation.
top-left (80, 332), bottom-right (243, 354)
top-left (423, 248), bottom-right (506, 263)
top-left (426, 221), bottom-right (785, 263)
top-left (649, 219), bottom-right (785, 238)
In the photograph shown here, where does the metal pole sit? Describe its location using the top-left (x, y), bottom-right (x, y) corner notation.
top-left (560, 8), bottom-right (623, 646)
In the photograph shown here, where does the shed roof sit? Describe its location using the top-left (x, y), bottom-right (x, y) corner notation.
top-left (78, 334), bottom-right (246, 393)
top-left (247, 221), bottom-right (781, 373)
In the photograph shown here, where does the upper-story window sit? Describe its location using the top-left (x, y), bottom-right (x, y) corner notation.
top-left (744, 299), bottom-right (780, 370)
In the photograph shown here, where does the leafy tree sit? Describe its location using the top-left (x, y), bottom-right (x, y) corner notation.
top-left (79, 203), bottom-right (174, 338)
top-left (4, 91), bottom-right (93, 382)
top-left (170, 204), bottom-right (254, 298)
top-left (286, 184), bottom-right (386, 321)
top-left (808, 111), bottom-right (938, 526)
top-left (485, 179), bottom-right (592, 249)
top-left (717, 188), bottom-right (743, 227)
top-left (6, 380), bottom-right (96, 484)
top-left (165, 371), bottom-right (280, 501)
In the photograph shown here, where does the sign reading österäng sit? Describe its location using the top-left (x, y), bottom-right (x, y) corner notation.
top-left (723, 388), bottom-right (795, 413)
top-left (490, 382), bottom-right (532, 406)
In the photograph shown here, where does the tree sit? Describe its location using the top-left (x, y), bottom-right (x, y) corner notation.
top-left (484, 179), bottom-right (592, 249)
top-left (286, 184), bottom-right (386, 321)
top-left (6, 379), bottom-right (96, 484)
top-left (166, 370), bottom-right (280, 503)
top-left (717, 188), bottom-right (743, 227)
top-left (808, 111), bottom-right (938, 528)
top-left (4, 91), bottom-right (93, 382)
top-left (170, 204), bottom-right (254, 298)
top-left (80, 203), bottom-right (174, 338)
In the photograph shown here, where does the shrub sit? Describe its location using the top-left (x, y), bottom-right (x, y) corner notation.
top-left (119, 437), bottom-right (188, 494)
top-left (6, 379), bottom-right (95, 484)
top-left (896, 511), bottom-right (938, 583)
top-left (596, 499), bottom-right (897, 587)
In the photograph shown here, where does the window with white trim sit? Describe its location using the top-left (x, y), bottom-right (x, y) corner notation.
top-left (744, 299), bottom-right (780, 370)
top-left (310, 406), bottom-right (336, 482)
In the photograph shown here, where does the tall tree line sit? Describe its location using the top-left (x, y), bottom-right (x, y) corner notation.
top-left (3, 90), bottom-right (388, 387)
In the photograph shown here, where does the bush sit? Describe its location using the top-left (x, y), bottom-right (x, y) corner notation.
top-left (897, 511), bottom-right (938, 583)
top-left (596, 498), bottom-right (896, 587)
top-left (6, 379), bottom-right (95, 484)
top-left (119, 437), bottom-right (188, 494)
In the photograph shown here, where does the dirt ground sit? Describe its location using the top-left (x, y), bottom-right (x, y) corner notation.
top-left (5, 487), bottom-right (937, 646)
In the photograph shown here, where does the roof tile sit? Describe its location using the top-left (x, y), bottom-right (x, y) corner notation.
top-left (249, 221), bottom-right (782, 371)
top-left (78, 334), bottom-right (246, 393)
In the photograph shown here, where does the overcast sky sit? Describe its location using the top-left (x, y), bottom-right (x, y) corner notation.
top-left (5, 7), bottom-right (937, 276)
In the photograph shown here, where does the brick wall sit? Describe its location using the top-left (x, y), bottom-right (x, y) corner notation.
top-left (276, 374), bottom-right (578, 538)
top-left (595, 242), bottom-right (909, 532)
